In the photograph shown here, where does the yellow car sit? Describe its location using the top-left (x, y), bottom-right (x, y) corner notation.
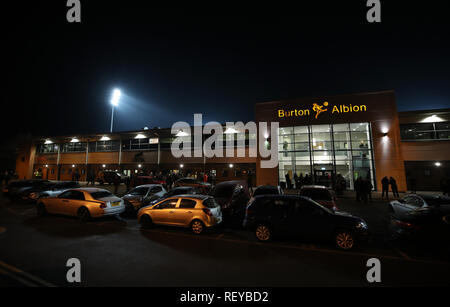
top-left (36, 188), bottom-right (125, 222)
top-left (137, 195), bottom-right (222, 234)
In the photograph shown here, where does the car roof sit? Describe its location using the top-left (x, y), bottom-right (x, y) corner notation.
top-left (253, 194), bottom-right (304, 200)
top-left (135, 184), bottom-right (162, 188)
top-left (215, 180), bottom-right (247, 187)
top-left (166, 194), bottom-right (211, 200)
top-left (255, 185), bottom-right (279, 190)
top-left (72, 188), bottom-right (110, 193)
top-left (301, 185), bottom-right (328, 190)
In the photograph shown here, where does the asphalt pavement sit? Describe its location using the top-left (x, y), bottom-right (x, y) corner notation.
top-left (0, 186), bottom-right (449, 287)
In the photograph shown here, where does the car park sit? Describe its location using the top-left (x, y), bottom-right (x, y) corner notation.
top-left (298, 185), bottom-right (338, 211)
top-left (36, 188), bottom-right (125, 222)
top-left (210, 180), bottom-right (251, 224)
top-left (122, 184), bottom-right (167, 211)
top-left (243, 194), bottom-right (370, 250)
top-left (137, 195), bottom-right (222, 234)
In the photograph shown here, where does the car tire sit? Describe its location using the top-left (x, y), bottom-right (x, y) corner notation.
top-left (37, 203), bottom-right (47, 217)
top-left (140, 214), bottom-right (154, 229)
top-left (191, 219), bottom-right (205, 235)
top-left (334, 229), bottom-right (356, 250)
top-left (78, 207), bottom-right (91, 223)
top-left (255, 224), bottom-right (272, 242)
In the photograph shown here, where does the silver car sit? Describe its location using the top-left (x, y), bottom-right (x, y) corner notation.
top-left (122, 184), bottom-right (167, 211)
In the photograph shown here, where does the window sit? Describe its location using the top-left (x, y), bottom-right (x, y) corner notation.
top-left (37, 144), bottom-right (59, 154)
top-left (157, 199), bottom-right (178, 209)
top-left (90, 191), bottom-right (112, 200)
top-left (179, 199), bottom-right (197, 209)
top-left (59, 190), bottom-right (85, 200)
top-left (62, 142), bottom-right (87, 153)
top-left (89, 141), bottom-right (120, 152)
top-left (402, 195), bottom-right (424, 207)
top-left (400, 122), bottom-right (450, 141)
top-left (149, 186), bottom-right (162, 193)
top-left (202, 198), bottom-right (219, 208)
top-left (129, 187), bottom-right (149, 196)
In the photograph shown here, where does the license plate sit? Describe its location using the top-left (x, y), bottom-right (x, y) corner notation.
top-left (111, 202), bottom-right (121, 207)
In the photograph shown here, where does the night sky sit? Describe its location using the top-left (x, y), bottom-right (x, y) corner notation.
top-left (3, 2), bottom-right (450, 140)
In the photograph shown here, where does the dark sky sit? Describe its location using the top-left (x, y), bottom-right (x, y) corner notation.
top-left (3, 2), bottom-right (450, 139)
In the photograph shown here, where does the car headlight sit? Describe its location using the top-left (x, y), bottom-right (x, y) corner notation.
top-left (356, 221), bottom-right (368, 230)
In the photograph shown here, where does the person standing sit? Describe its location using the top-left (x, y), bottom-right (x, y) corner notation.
top-left (285, 173), bottom-right (292, 189)
top-left (381, 176), bottom-right (390, 199)
top-left (354, 177), bottom-right (363, 201)
top-left (363, 177), bottom-right (373, 203)
top-left (389, 176), bottom-right (399, 198)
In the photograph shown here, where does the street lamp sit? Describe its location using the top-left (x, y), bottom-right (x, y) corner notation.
top-left (110, 89), bottom-right (121, 133)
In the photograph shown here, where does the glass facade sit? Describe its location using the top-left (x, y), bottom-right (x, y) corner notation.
top-left (278, 122), bottom-right (375, 190)
top-left (400, 121), bottom-right (450, 141)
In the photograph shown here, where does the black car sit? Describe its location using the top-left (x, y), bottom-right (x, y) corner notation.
top-left (210, 180), bottom-right (251, 224)
top-left (243, 195), bottom-right (370, 250)
top-left (99, 171), bottom-right (129, 185)
top-left (4, 180), bottom-right (50, 199)
top-left (252, 185), bottom-right (283, 197)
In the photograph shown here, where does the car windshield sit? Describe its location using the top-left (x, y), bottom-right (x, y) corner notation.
top-left (307, 198), bottom-right (334, 214)
top-left (90, 191), bottom-right (113, 199)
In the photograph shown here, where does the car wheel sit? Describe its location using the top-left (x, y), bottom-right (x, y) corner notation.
top-left (78, 207), bottom-right (91, 223)
top-left (140, 214), bottom-right (154, 229)
top-left (191, 220), bottom-right (205, 235)
top-left (37, 203), bottom-right (47, 217)
top-left (334, 229), bottom-right (355, 250)
top-left (255, 224), bottom-right (272, 242)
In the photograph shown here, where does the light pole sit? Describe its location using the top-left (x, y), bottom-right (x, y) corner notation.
top-left (110, 89), bottom-right (121, 133)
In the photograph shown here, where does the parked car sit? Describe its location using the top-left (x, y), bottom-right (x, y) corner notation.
top-left (98, 171), bottom-right (129, 185)
top-left (173, 177), bottom-right (212, 193)
top-left (389, 194), bottom-right (450, 242)
top-left (210, 180), bottom-right (251, 223)
top-left (6, 180), bottom-right (50, 200)
top-left (130, 176), bottom-right (165, 188)
top-left (36, 188), bottom-right (125, 222)
top-left (137, 195), bottom-right (222, 234)
top-left (298, 185), bottom-right (337, 211)
top-left (122, 184), bottom-right (167, 211)
top-left (252, 185), bottom-right (283, 197)
top-left (243, 195), bottom-right (369, 250)
top-left (22, 181), bottom-right (80, 202)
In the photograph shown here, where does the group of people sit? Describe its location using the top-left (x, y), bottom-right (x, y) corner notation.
top-left (285, 173), bottom-right (313, 190)
top-left (381, 176), bottom-right (399, 199)
top-left (354, 176), bottom-right (373, 203)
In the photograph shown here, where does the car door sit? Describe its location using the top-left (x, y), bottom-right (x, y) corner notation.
top-left (57, 190), bottom-right (86, 216)
top-left (176, 198), bottom-right (198, 226)
top-left (151, 198), bottom-right (179, 225)
top-left (293, 199), bottom-right (334, 241)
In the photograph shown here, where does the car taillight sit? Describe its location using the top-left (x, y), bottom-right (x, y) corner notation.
top-left (100, 203), bottom-right (107, 209)
top-left (394, 219), bottom-right (418, 229)
top-left (202, 208), bottom-right (212, 216)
